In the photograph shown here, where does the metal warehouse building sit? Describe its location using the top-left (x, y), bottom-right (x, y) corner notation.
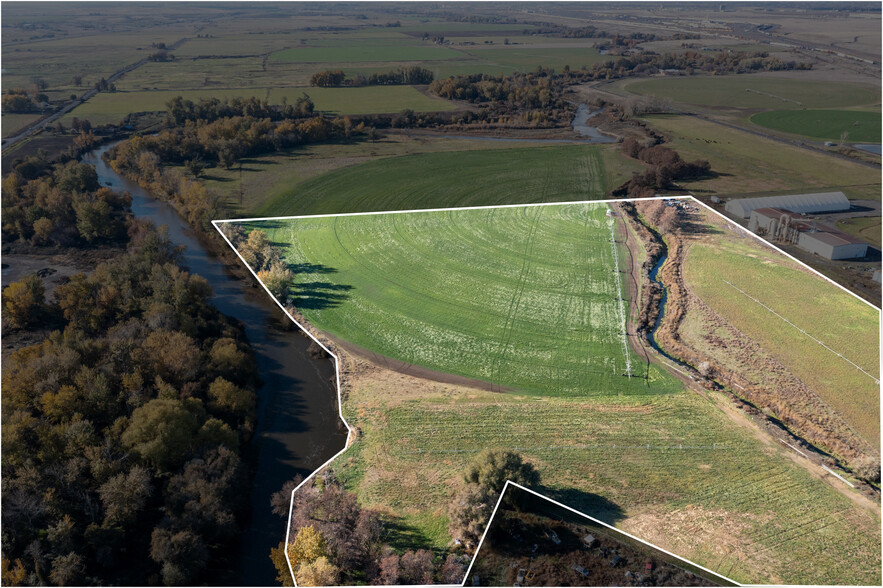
top-left (797, 230), bottom-right (868, 260)
top-left (725, 191), bottom-right (850, 219)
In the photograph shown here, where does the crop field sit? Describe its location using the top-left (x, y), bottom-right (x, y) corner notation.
top-left (684, 238), bottom-right (880, 447)
top-left (751, 109), bottom-right (881, 143)
top-left (459, 46), bottom-right (608, 71)
top-left (196, 135), bottom-right (597, 216)
top-left (240, 204), bottom-right (671, 396)
top-left (625, 76), bottom-right (878, 110)
top-left (257, 144), bottom-right (642, 216)
top-left (641, 114), bottom-right (882, 199)
top-left (230, 204), bottom-right (883, 584)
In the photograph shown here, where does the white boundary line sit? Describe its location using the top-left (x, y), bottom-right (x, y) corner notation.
top-left (721, 279), bottom-right (880, 384)
top-left (465, 480), bottom-right (742, 587)
top-left (211, 193), bottom-right (879, 586)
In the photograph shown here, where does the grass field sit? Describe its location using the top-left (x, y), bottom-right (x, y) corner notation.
top-left (243, 204), bottom-right (671, 396)
top-left (626, 76), bottom-right (878, 110)
top-left (1, 113), bottom-right (42, 138)
top-left (270, 43), bottom-right (464, 63)
top-left (61, 85), bottom-right (456, 125)
top-left (837, 216), bottom-right (882, 249)
top-left (642, 114), bottom-right (882, 198)
top-left (751, 109), bottom-right (881, 143)
top-left (256, 144), bottom-right (641, 216)
top-left (684, 238), bottom-right (880, 447)
top-left (230, 204), bottom-right (881, 584)
top-left (460, 46), bottom-right (608, 70)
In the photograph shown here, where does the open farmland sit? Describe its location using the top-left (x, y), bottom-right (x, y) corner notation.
top-left (227, 203), bottom-right (882, 585)
top-left (257, 144), bottom-right (641, 216)
top-left (270, 42), bottom-right (464, 63)
top-left (682, 238), bottom-right (880, 448)
top-left (837, 216), bottom-right (883, 249)
top-left (625, 76), bottom-right (878, 110)
top-left (750, 109), bottom-right (881, 143)
top-left (641, 114), bottom-right (882, 199)
top-left (240, 204), bottom-right (668, 396)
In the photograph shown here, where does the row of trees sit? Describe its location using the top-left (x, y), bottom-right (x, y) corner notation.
top-left (616, 137), bottom-right (712, 197)
top-left (165, 95), bottom-right (315, 126)
top-left (2, 221), bottom-right (260, 586)
top-left (2, 160), bottom-right (131, 246)
top-left (220, 226), bottom-right (293, 299)
top-left (2, 87), bottom-right (48, 112)
top-left (310, 66), bottom-right (434, 87)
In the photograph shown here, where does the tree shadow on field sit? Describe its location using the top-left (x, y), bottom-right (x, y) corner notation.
top-left (529, 485), bottom-right (627, 526)
top-left (381, 515), bottom-right (440, 553)
top-left (288, 261), bottom-right (338, 274)
top-left (292, 281), bottom-right (353, 310)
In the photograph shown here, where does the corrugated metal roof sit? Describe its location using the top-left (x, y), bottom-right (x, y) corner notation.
top-left (801, 229), bottom-right (866, 247)
top-left (727, 192), bottom-right (849, 216)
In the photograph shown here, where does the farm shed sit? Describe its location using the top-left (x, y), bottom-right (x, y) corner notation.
top-left (725, 191), bottom-right (850, 219)
top-left (798, 229), bottom-right (868, 260)
top-left (748, 208), bottom-right (811, 243)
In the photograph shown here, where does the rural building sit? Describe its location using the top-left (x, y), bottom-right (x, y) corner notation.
top-left (873, 270), bottom-right (881, 283)
top-left (748, 208), bottom-right (811, 243)
top-left (797, 229), bottom-right (868, 260)
top-left (725, 191), bottom-right (850, 219)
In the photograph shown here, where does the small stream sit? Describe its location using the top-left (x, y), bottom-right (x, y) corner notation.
top-left (571, 104), bottom-right (618, 143)
top-left (82, 144), bottom-right (348, 586)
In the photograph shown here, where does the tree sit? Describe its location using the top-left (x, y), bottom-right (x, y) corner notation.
top-left (149, 528), bottom-right (208, 586)
top-left (296, 556), bottom-right (340, 586)
top-left (48, 552), bottom-right (84, 585)
top-left (448, 483), bottom-right (494, 546)
top-left (121, 398), bottom-right (202, 471)
top-left (463, 448), bottom-right (540, 494)
top-left (400, 549), bottom-right (435, 584)
top-left (257, 261), bottom-right (293, 299)
top-left (31, 217), bottom-right (53, 244)
top-left (288, 525), bottom-right (328, 571)
top-left (2, 274), bottom-right (44, 329)
top-left (99, 466), bottom-right (153, 526)
top-left (270, 541), bottom-right (295, 586)
top-left (208, 377), bottom-right (255, 416)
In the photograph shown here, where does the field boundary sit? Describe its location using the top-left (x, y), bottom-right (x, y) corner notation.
top-left (212, 193), bottom-right (878, 586)
top-left (464, 480), bottom-right (741, 587)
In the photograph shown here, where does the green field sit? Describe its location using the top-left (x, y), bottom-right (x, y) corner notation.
top-left (270, 43), bottom-right (464, 63)
top-left (257, 144), bottom-right (640, 216)
top-left (684, 239), bottom-right (880, 447)
top-left (231, 204), bottom-right (881, 584)
top-left (242, 204), bottom-right (670, 396)
top-left (642, 114), bottom-right (882, 198)
top-left (461, 46), bottom-right (608, 70)
top-left (751, 109), bottom-right (881, 143)
top-left (626, 76), bottom-right (878, 110)
top-left (837, 216), bottom-right (882, 249)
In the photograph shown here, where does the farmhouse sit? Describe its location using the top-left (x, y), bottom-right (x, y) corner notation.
top-left (725, 191), bottom-right (850, 219)
top-left (797, 229), bottom-right (868, 260)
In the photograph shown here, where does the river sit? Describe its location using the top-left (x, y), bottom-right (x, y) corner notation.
top-left (82, 144), bottom-right (348, 586)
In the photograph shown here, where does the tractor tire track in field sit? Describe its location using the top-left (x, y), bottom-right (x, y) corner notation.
top-left (492, 206), bottom-right (541, 392)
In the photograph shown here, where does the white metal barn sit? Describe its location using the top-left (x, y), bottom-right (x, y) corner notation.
top-left (725, 191), bottom-right (850, 219)
top-left (797, 230), bottom-right (868, 260)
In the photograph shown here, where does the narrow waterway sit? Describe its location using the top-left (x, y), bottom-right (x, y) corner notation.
top-left (571, 104), bottom-right (617, 143)
top-left (82, 144), bottom-right (348, 586)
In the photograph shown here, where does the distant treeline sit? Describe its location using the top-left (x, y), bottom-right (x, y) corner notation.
top-left (2, 212), bottom-right (260, 585)
top-left (310, 65), bottom-right (434, 87)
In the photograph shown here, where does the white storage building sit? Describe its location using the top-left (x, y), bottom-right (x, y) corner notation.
top-left (725, 191), bottom-right (850, 219)
top-left (797, 230), bottom-right (868, 260)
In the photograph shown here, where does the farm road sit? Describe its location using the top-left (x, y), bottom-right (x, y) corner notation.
top-left (1, 37), bottom-right (189, 153)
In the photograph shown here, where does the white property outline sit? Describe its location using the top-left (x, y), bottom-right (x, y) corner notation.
top-left (463, 480), bottom-right (741, 587)
top-left (212, 194), bottom-right (880, 586)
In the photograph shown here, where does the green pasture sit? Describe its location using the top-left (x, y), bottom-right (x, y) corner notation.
top-left (241, 204), bottom-right (669, 397)
top-left (836, 216), bottom-right (882, 249)
top-left (460, 46), bottom-right (609, 71)
top-left (684, 240), bottom-right (880, 447)
top-left (626, 76), bottom-right (879, 110)
top-left (751, 109), bottom-right (881, 143)
top-left (1, 113), bottom-right (41, 138)
top-left (257, 144), bottom-right (641, 216)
